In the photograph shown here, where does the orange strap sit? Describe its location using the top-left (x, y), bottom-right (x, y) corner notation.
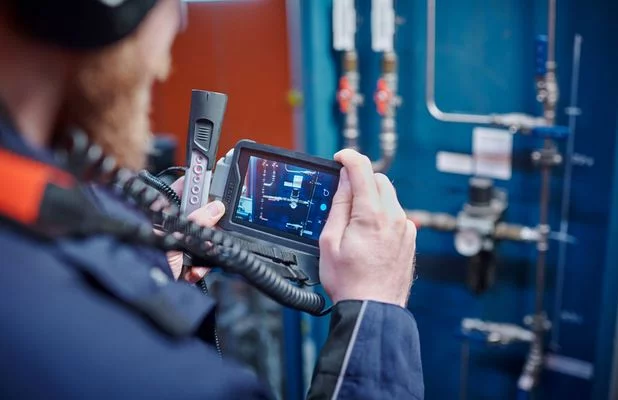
top-left (0, 148), bottom-right (74, 225)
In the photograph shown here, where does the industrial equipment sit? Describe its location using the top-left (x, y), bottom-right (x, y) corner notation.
top-left (329, 0), bottom-right (597, 396)
top-left (409, 0), bottom-right (569, 394)
top-left (292, 0), bottom-right (618, 397)
top-left (333, 0), bottom-right (400, 172)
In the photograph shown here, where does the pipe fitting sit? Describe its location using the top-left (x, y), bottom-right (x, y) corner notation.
top-left (371, 51), bottom-right (400, 173)
top-left (518, 343), bottom-right (544, 391)
top-left (494, 223), bottom-right (540, 242)
top-left (406, 210), bottom-right (458, 231)
top-left (338, 51), bottom-right (363, 151)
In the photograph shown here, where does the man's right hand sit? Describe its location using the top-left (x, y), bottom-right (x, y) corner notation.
top-left (319, 149), bottom-right (416, 308)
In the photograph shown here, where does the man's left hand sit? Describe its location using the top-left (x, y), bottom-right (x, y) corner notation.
top-left (162, 177), bottom-right (226, 282)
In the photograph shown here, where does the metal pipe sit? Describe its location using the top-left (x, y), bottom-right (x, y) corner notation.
top-left (406, 209), bottom-right (540, 242)
top-left (336, 38), bottom-right (399, 173)
top-left (406, 210), bottom-right (458, 232)
top-left (426, 0), bottom-right (547, 131)
top-left (548, 0), bottom-right (556, 65)
top-left (518, 133), bottom-right (554, 392)
top-left (536, 164), bottom-right (551, 319)
top-left (494, 223), bottom-right (540, 242)
top-left (551, 34), bottom-right (582, 350)
top-left (541, 0), bottom-right (559, 124)
top-left (425, 0), bottom-right (494, 125)
top-left (339, 51), bottom-right (361, 151)
top-left (519, 0), bottom-right (560, 390)
top-left (372, 50), bottom-right (399, 172)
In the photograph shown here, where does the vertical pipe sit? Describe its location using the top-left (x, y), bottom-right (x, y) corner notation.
top-left (535, 165), bottom-right (550, 326)
top-left (534, 0), bottom-right (558, 330)
top-left (372, 50), bottom-right (398, 172)
top-left (551, 34), bottom-right (583, 350)
top-left (547, 0), bottom-right (556, 65)
top-left (341, 51), bottom-right (361, 151)
top-left (520, 0), bottom-right (559, 390)
top-left (534, 0), bottom-right (558, 334)
top-left (543, 0), bottom-right (559, 124)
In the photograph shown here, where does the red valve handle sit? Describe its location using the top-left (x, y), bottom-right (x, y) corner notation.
top-left (337, 76), bottom-right (354, 113)
top-left (374, 78), bottom-right (392, 116)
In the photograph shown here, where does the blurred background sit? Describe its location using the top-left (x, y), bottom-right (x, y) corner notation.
top-left (147, 0), bottom-right (618, 399)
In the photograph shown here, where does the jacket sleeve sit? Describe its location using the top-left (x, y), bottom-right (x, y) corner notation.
top-left (307, 300), bottom-right (424, 400)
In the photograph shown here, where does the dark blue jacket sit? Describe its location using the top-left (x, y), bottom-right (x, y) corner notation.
top-left (0, 120), bottom-right (424, 399)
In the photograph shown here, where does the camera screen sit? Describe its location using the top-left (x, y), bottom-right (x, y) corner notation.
top-left (233, 154), bottom-right (339, 245)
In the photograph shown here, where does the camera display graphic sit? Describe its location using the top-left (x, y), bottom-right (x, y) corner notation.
top-left (234, 155), bottom-right (338, 241)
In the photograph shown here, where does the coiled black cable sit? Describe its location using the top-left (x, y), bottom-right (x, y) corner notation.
top-left (134, 170), bottom-right (224, 357)
top-left (156, 166), bottom-right (187, 178)
top-left (118, 175), bottom-right (326, 314)
top-left (63, 131), bottom-right (328, 316)
top-left (138, 170), bottom-right (181, 208)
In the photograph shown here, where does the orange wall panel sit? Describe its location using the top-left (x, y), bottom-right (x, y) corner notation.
top-left (151, 0), bottom-right (294, 165)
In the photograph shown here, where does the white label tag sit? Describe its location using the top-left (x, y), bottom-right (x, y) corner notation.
top-left (473, 127), bottom-right (513, 180)
top-left (371, 0), bottom-right (395, 52)
top-left (436, 151), bottom-right (474, 175)
top-left (333, 0), bottom-right (356, 51)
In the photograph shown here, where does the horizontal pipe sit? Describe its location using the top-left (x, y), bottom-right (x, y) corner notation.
top-left (407, 209), bottom-right (540, 242)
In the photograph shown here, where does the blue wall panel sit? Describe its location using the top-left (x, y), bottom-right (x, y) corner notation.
top-left (299, 0), bottom-right (618, 399)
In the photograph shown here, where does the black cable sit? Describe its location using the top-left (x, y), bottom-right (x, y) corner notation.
top-left (156, 166), bottom-right (187, 178)
top-left (138, 170), bottom-right (181, 207)
top-left (120, 176), bottom-right (326, 315)
top-left (138, 168), bottom-right (218, 301)
top-left (138, 166), bottom-right (223, 354)
top-left (196, 281), bottom-right (223, 358)
top-left (63, 130), bottom-right (328, 316)
top-left (134, 169), bottom-right (222, 354)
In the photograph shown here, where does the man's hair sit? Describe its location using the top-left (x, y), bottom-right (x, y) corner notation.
top-left (6, 0), bottom-right (158, 49)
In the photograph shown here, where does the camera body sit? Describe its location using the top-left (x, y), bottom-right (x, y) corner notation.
top-left (210, 140), bottom-right (341, 284)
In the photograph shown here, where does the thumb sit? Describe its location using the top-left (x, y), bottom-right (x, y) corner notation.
top-left (319, 167), bottom-right (352, 251)
top-left (187, 200), bottom-right (226, 227)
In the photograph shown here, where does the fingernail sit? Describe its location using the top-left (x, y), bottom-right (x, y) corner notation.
top-left (334, 149), bottom-right (346, 160)
top-left (206, 201), bottom-right (225, 218)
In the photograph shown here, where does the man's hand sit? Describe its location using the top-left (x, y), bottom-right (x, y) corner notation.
top-left (318, 149), bottom-right (416, 308)
top-left (162, 177), bottom-right (226, 282)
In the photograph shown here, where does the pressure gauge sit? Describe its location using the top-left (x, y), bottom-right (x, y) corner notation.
top-left (455, 229), bottom-right (483, 257)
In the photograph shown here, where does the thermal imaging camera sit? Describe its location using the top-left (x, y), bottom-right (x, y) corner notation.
top-left (181, 89), bottom-right (340, 285)
top-left (210, 140), bottom-right (342, 284)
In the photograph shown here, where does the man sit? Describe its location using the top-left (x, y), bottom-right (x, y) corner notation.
top-left (0, 0), bottom-right (423, 399)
